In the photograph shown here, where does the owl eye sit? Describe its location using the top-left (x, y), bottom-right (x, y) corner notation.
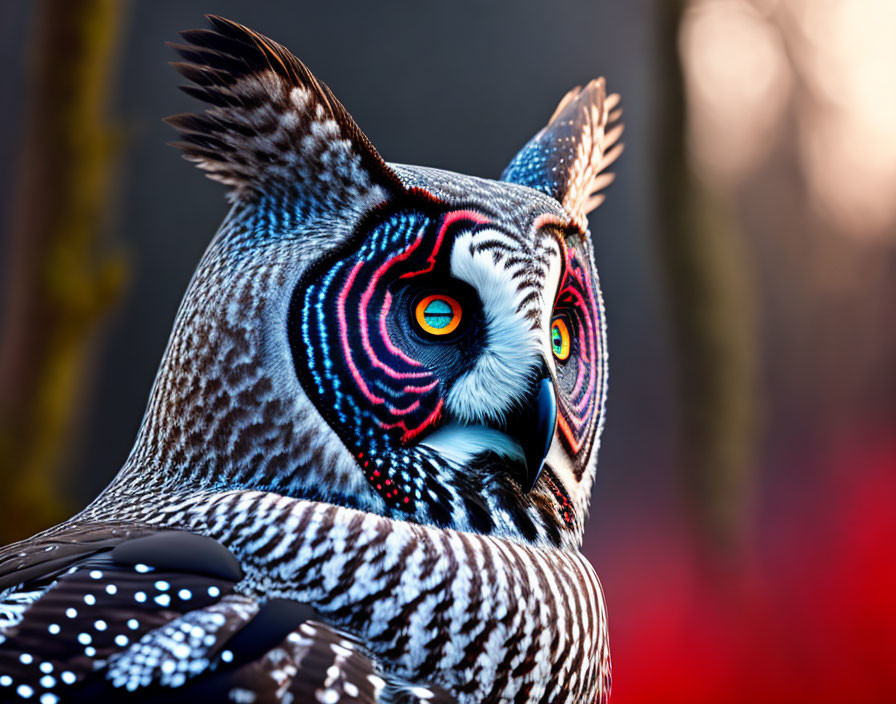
top-left (551, 318), bottom-right (571, 361)
top-left (414, 294), bottom-right (462, 336)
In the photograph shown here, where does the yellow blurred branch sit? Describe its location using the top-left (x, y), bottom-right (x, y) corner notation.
top-left (0, 0), bottom-right (127, 542)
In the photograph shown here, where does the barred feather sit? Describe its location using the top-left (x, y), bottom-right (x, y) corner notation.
top-left (0, 496), bottom-right (609, 703)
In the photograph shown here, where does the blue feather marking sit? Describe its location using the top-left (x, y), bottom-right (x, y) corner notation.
top-left (300, 292), bottom-right (321, 394)
top-left (502, 142), bottom-right (554, 196)
top-left (291, 206), bottom-right (476, 517)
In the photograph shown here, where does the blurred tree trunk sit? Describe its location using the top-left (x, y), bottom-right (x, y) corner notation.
top-left (0, 0), bottom-right (127, 543)
top-left (654, 0), bottom-right (758, 560)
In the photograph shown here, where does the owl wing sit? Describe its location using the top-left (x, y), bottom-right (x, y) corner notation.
top-left (0, 526), bottom-right (449, 703)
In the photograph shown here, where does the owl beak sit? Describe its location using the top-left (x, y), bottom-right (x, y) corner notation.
top-left (514, 376), bottom-right (558, 493)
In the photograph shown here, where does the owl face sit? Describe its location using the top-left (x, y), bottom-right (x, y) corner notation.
top-left (287, 176), bottom-right (606, 541)
top-left (153, 17), bottom-right (622, 548)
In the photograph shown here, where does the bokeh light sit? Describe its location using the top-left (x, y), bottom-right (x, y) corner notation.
top-left (681, 0), bottom-right (791, 182)
top-left (683, 0), bottom-right (896, 238)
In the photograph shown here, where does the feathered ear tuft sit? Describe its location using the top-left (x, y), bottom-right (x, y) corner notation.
top-left (501, 78), bottom-right (623, 230)
top-left (165, 16), bottom-right (404, 205)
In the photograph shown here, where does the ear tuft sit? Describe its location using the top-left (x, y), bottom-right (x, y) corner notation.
top-left (165, 16), bottom-right (403, 205)
top-left (501, 79), bottom-right (623, 230)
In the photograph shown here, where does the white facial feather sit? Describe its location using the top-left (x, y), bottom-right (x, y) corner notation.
top-left (446, 230), bottom-right (542, 424)
top-left (419, 424), bottom-right (525, 466)
top-left (539, 239), bottom-right (566, 371)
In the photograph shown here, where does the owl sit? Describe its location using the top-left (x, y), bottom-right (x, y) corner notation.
top-left (0, 15), bottom-right (622, 704)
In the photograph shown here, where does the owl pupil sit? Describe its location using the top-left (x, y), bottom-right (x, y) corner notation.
top-left (552, 326), bottom-right (563, 353)
top-left (423, 300), bottom-right (453, 329)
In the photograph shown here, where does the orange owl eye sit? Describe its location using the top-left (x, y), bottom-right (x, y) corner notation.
top-left (551, 318), bottom-right (571, 361)
top-left (414, 294), bottom-right (462, 336)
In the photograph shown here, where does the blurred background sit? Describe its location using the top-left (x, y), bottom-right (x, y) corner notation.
top-left (0, 1), bottom-right (893, 701)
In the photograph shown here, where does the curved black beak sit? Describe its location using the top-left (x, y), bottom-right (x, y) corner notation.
top-left (510, 376), bottom-right (558, 492)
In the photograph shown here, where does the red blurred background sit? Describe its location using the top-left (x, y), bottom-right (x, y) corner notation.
top-left (0, 1), bottom-right (894, 701)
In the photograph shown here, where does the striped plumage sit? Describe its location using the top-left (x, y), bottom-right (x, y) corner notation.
top-left (0, 15), bottom-right (622, 703)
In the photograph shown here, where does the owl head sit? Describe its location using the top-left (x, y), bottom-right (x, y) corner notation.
top-left (125, 16), bottom-right (622, 549)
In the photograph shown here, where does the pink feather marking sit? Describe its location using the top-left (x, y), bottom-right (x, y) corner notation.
top-left (403, 380), bottom-right (439, 394)
top-left (380, 399), bottom-right (444, 443)
top-left (380, 292), bottom-right (425, 366)
top-left (338, 261), bottom-right (387, 405)
top-left (387, 399), bottom-right (422, 416)
top-left (359, 232), bottom-right (432, 379)
top-left (400, 210), bottom-right (490, 279)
